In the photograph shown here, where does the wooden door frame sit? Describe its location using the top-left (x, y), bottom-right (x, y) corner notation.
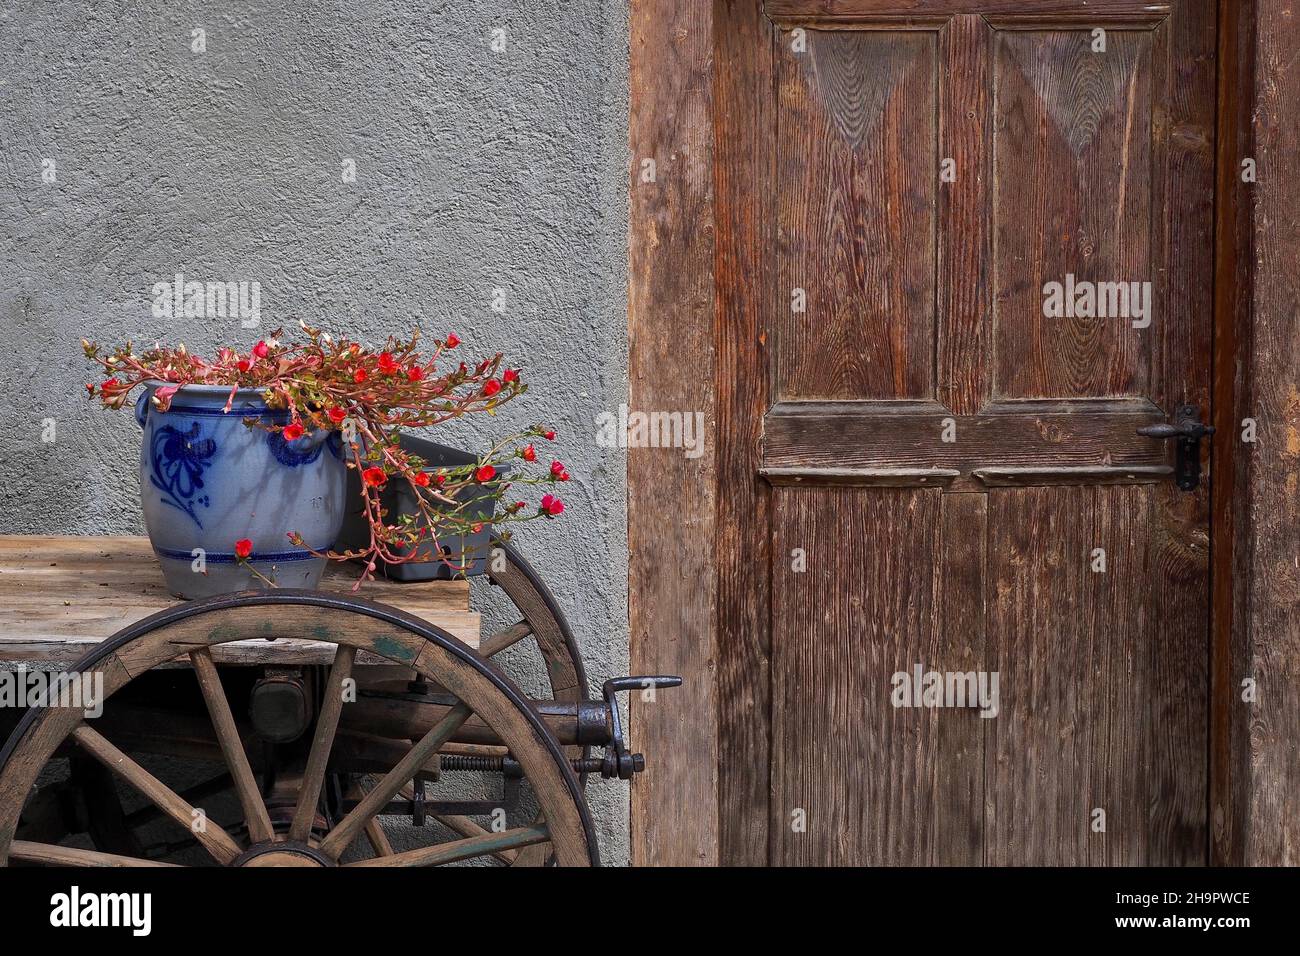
top-left (629, 0), bottom-right (1295, 867)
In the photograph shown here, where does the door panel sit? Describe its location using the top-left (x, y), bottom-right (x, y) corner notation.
top-left (721, 0), bottom-right (1215, 865)
top-left (991, 26), bottom-right (1157, 400)
top-left (777, 31), bottom-right (938, 400)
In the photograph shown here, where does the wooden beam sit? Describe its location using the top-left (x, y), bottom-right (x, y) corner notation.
top-left (628, 0), bottom-right (720, 866)
top-left (1210, 0), bottom-right (1256, 868)
top-left (713, 0), bottom-right (775, 868)
top-left (1236, 0), bottom-right (1300, 866)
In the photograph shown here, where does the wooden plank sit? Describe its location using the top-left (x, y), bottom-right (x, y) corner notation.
top-left (1209, 0), bottom-right (1255, 868)
top-left (938, 14), bottom-right (990, 415)
top-left (764, 0), bottom-right (1171, 21)
top-left (932, 492), bottom-right (986, 864)
top-left (1240, 0), bottom-right (1300, 867)
top-left (982, 485), bottom-right (1204, 864)
top-left (627, 0), bottom-right (720, 867)
top-left (985, 486), bottom-right (1095, 864)
top-left (0, 536), bottom-right (479, 665)
top-left (714, 0), bottom-right (776, 868)
top-left (764, 400), bottom-right (1170, 491)
top-left (770, 487), bottom-right (947, 865)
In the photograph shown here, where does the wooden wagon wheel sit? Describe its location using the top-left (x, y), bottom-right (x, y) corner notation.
top-left (483, 537), bottom-right (588, 703)
top-left (0, 591), bottom-right (599, 867)
top-left (480, 537), bottom-right (591, 867)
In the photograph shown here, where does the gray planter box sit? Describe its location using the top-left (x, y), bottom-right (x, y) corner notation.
top-left (335, 435), bottom-right (509, 581)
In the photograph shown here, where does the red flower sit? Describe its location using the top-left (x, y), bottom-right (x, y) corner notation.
top-left (236, 359), bottom-right (251, 373)
top-left (101, 378), bottom-right (120, 393)
top-left (353, 368), bottom-right (368, 384)
top-left (503, 368), bottom-right (519, 384)
top-left (282, 422), bottom-right (305, 441)
top-left (475, 464), bottom-right (497, 482)
top-left (550, 461), bottom-right (570, 481)
top-left (444, 333), bottom-right (460, 349)
top-left (434, 473), bottom-right (447, 486)
top-left (521, 444), bottom-right (536, 462)
top-left (540, 494), bottom-right (564, 517)
top-left (482, 379), bottom-right (501, 397)
top-left (328, 406), bottom-right (347, 425)
top-left (85, 382), bottom-right (95, 396)
top-left (543, 430), bottom-right (556, 441)
top-left (362, 466), bottom-right (387, 487)
top-left (378, 352), bottom-right (399, 375)
top-left (234, 538), bottom-right (253, 559)
top-left (407, 366), bottom-right (425, 382)
top-left (253, 341), bottom-right (270, 359)
top-left (412, 471), bottom-right (431, 487)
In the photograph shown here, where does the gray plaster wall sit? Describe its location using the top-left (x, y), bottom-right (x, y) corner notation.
top-left (0, 0), bottom-right (631, 862)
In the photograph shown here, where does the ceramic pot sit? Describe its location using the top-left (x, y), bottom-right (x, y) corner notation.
top-left (136, 382), bottom-right (346, 598)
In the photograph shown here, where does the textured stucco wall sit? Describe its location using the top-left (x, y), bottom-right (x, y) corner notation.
top-left (0, 0), bottom-right (631, 862)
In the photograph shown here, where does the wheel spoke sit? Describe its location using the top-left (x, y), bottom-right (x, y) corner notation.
top-left (191, 648), bottom-right (274, 844)
top-left (346, 824), bottom-right (548, 867)
top-left (479, 620), bottom-right (533, 657)
top-left (319, 701), bottom-right (472, 859)
top-left (350, 779), bottom-right (395, 857)
top-left (289, 644), bottom-right (357, 842)
top-left (72, 725), bottom-right (243, 865)
top-left (10, 840), bottom-right (179, 867)
top-left (432, 814), bottom-right (521, 864)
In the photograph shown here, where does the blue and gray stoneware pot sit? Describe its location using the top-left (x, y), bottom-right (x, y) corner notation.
top-left (135, 382), bottom-right (346, 599)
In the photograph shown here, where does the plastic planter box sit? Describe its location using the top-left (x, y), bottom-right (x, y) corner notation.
top-left (334, 435), bottom-right (508, 581)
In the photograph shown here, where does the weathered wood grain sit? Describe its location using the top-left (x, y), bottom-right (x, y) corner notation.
top-left (714, 0), bottom-right (777, 867)
top-left (763, 399), bottom-right (1171, 490)
top-left (939, 14), bottom-right (991, 415)
top-left (770, 487), bottom-right (943, 865)
top-left (1210, 0), bottom-right (1255, 867)
top-left (627, 0), bottom-right (720, 866)
top-left (991, 27), bottom-right (1153, 401)
top-left (0, 536), bottom-right (479, 666)
top-left (765, 0), bottom-right (1172, 22)
top-left (932, 492), bottom-right (988, 864)
top-left (776, 28), bottom-right (937, 400)
top-left (1238, 0), bottom-right (1300, 866)
top-left (633, 0), bottom-right (1222, 868)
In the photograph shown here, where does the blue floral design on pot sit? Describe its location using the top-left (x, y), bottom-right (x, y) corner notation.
top-left (149, 422), bottom-right (216, 528)
top-left (265, 428), bottom-right (344, 467)
top-left (135, 382), bottom-right (346, 599)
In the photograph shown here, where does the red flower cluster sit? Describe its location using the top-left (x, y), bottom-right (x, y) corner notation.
top-left (540, 494), bottom-right (564, 516)
top-left (550, 460), bottom-right (570, 481)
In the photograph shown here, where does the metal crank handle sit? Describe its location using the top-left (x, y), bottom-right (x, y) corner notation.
top-left (600, 675), bottom-right (684, 780)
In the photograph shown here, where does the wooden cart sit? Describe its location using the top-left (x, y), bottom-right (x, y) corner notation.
top-left (0, 536), bottom-right (675, 867)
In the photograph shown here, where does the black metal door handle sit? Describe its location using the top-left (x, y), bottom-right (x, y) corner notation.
top-left (1136, 405), bottom-right (1214, 491)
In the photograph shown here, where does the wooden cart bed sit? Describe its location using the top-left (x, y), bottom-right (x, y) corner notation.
top-left (0, 536), bottom-right (479, 668)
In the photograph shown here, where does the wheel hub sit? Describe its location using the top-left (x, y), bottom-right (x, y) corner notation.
top-left (232, 841), bottom-right (334, 867)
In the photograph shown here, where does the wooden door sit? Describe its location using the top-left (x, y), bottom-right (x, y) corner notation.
top-left (711, 0), bottom-right (1217, 865)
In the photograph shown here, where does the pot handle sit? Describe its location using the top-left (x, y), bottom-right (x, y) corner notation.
top-left (134, 385), bottom-right (156, 428)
